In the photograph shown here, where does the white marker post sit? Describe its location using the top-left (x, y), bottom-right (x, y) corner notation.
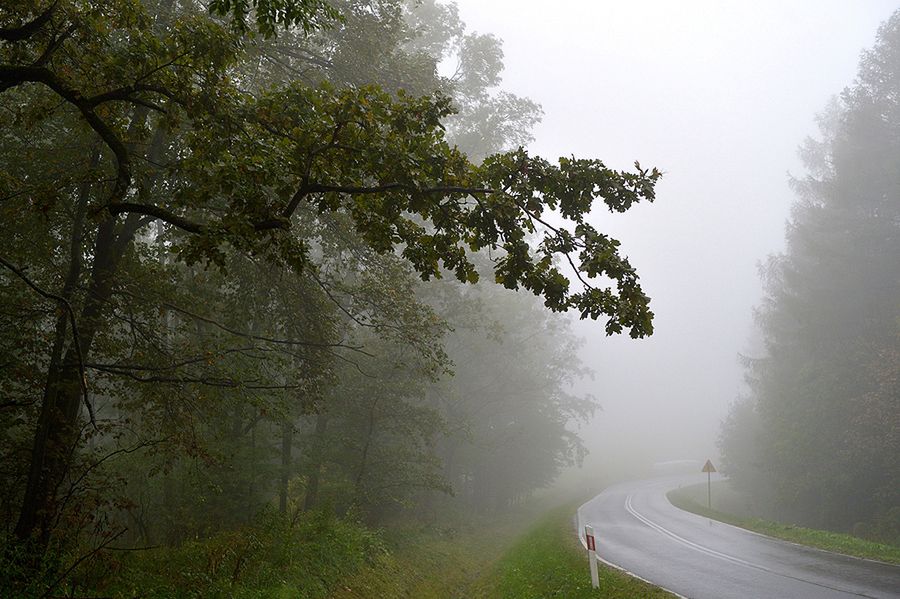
top-left (585, 524), bottom-right (599, 589)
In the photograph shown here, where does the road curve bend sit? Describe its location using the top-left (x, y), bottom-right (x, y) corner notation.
top-left (576, 476), bottom-right (900, 599)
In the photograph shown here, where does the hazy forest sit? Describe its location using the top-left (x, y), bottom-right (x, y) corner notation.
top-left (0, 0), bottom-right (659, 595)
top-left (719, 10), bottom-right (900, 544)
top-left (1, 0), bottom-right (898, 597)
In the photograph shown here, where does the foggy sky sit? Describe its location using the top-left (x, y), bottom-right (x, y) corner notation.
top-left (449, 0), bottom-right (898, 475)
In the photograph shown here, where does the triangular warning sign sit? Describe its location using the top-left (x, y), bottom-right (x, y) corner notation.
top-left (702, 459), bottom-right (716, 473)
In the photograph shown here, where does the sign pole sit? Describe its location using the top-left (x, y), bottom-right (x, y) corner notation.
top-left (585, 524), bottom-right (599, 589)
top-left (701, 459), bottom-right (717, 510)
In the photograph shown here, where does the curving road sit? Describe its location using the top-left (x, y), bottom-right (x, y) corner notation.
top-left (576, 476), bottom-right (900, 599)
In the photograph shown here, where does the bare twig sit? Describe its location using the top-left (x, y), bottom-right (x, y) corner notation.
top-left (161, 301), bottom-right (374, 355)
top-left (0, 254), bottom-right (94, 426)
top-left (38, 527), bottom-right (126, 599)
top-left (84, 365), bottom-right (310, 389)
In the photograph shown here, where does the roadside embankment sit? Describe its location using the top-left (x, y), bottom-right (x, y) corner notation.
top-left (667, 481), bottom-right (900, 564)
top-left (335, 497), bottom-right (677, 598)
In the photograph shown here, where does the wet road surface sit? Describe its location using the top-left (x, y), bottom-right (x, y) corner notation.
top-left (576, 476), bottom-right (900, 599)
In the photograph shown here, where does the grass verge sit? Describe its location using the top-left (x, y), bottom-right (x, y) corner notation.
top-left (333, 498), bottom-right (678, 598)
top-left (18, 492), bottom-right (677, 597)
top-left (6, 509), bottom-right (386, 598)
top-left (329, 513), bottom-right (528, 599)
top-left (667, 483), bottom-right (900, 565)
top-left (467, 502), bottom-right (677, 598)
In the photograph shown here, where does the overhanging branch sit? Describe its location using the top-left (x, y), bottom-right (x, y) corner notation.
top-left (0, 65), bottom-right (132, 203)
top-left (0, 0), bottom-right (58, 42)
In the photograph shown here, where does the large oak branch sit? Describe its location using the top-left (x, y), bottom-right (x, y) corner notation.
top-left (0, 1), bottom-right (58, 42)
top-left (0, 64), bottom-right (132, 202)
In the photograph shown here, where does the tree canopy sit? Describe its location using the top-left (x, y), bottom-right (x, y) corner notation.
top-left (1, 0), bottom-right (659, 334)
top-left (1, 1), bottom-right (659, 593)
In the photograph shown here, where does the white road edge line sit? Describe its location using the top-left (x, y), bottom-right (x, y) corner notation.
top-left (666, 491), bottom-right (900, 568)
top-left (623, 491), bottom-right (879, 599)
top-left (625, 492), bottom-right (761, 570)
top-left (578, 532), bottom-right (689, 599)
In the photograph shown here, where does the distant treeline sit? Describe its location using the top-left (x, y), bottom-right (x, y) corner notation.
top-left (720, 10), bottom-right (900, 544)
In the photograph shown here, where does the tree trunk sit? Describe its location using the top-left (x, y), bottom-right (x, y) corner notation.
top-left (303, 412), bottom-right (329, 512)
top-left (14, 214), bottom-right (142, 545)
top-left (14, 100), bottom-right (166, 547)
top-left (279, 421), bottom-right (293, 514)
top-left (353, 397), bottom-right (379, 502)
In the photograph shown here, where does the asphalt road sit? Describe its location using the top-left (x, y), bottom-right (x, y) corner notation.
top-left (576, 475), bottom-right (900, 599)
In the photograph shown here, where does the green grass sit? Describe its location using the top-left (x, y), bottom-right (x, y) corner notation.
top-left (29, 492), bottom-right (676, 598)
top-left (331, 494), bottom-right (579, 599)
top-left (467, 502), bottom-right (676, 599)
top-left (50, 509), bottom-right (385, 599)
top-left (333, 498), bottom-right (677, 599)
top-left (330, 516), bottom-right (524, 599)
top-left (667, 482), bottom-right (900, 565)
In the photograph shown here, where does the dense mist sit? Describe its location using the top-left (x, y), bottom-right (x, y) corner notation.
top-left (1, 1), bottom-right (898, 595)
top-left (451, 0), bottom-right (898, 476)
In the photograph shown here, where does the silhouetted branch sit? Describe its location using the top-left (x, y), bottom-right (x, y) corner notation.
top-left (39, 528), bottom-right (126, 599)
top-left (160, 301), bottom-right (374, 355)
top-left (0, 0), bottom-right (58, 42)
top-left (0, 254), bottom-right (94, 426)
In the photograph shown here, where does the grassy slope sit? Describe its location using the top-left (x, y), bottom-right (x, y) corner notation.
top-left (77, 492), bottom-right (677, 598)
top-left (70, 511), bottom-right (386, 599)
top-left (330, 515), bottom-right (526, 599)
top-left (468, 503), bottom-right (676, 599)
top-left (335, 500), bottom-right (677, 599)
top-left (667, 482), bottom-right (900, 565)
